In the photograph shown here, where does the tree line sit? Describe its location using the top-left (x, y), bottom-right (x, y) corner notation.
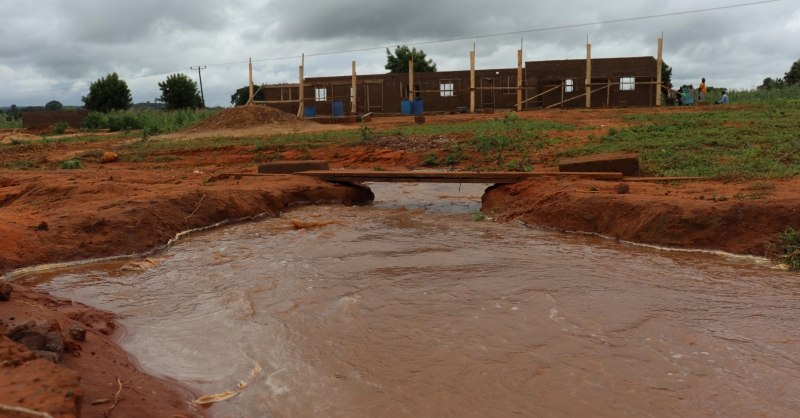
top-left (759, 58), bottom-right (800, 90)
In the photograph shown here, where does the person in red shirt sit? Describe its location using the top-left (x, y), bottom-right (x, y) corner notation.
top-left (698, 78), bottom-right (707, 101)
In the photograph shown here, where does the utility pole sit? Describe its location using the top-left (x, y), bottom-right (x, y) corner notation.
top-left (191, 66), bottom-right (207, 108)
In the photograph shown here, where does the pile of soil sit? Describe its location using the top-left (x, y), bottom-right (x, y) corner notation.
top-left (183, 106), bottom-right (315, 133)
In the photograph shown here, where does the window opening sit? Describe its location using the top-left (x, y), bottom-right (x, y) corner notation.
top-left (620, 77), bottom-right (636, 91)
top-left (440, 81), bottom-right (455, 97)
top-left (565, 79), bottom-right (574, 93)
top-left (315, 87), bottom-right (328, 101)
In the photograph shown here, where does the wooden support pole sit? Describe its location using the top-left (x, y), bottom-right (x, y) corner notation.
top-left (586, 44), bottom-right (592, 108)
top-left (517, 49), bottom-right (523, 112)
top-left (297, 64), bottom-right (304, 117)
top-left (656, 37), bottom-right (663, 106)
top-left (351, 61), bottom-right (357, 114)
top-left (248, 58), bottom-right (254, 106)
top-left (470, 50), bottom-right (475, 113)
top-left (607, 78), bottom-right (611, 108)
top-left (561, 81), bottom-right (564, 108)
top-left (409, 60), bottom-right (414, 100)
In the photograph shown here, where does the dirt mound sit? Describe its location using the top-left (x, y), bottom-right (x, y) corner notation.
top-left (184, 106), bottom-right (315, 133)
top-left (23, 124), bottom-right (80, 135)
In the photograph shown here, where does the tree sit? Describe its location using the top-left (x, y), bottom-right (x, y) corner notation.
top-left (231, 85), bottom-right (265, 107)
top-left (661, 61), bottom-right (673, 89)
top-left (9, 105), bottom-right (19, 114)
top-left (158, 74), bottom-right (203, 110)
top-left (785, 58), bottom-right (800, 86)
top-left (82, 73), bottom-right (133, 113)
top-left (758, 77), bottom-right (786, 90)
top-left (385, 45), bottom-right (437, 74)
top-left (45, 100), bottom-right (63, 111)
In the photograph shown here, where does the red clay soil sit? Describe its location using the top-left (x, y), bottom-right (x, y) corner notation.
top-left (0, 169), bottom-right (373, 275)
top-left (0, 169), bottom-right (372, 417)
top-left (482, 176), bottom-right (800, 256)
top-left (1, 283), bottom-right (202, 418)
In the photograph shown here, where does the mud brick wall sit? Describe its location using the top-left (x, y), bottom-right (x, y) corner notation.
top-left (259, 56), bottom-right (657, 116)
top-left (525, 57), bottom-right (658, 108)
top-left (21, 110), bottom-right (90, 129)
top-left (263, 68), bottom-right (520, 116)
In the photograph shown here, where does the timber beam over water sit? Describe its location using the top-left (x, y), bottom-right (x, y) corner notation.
top-left (295, 170), bottom-right (623, 184)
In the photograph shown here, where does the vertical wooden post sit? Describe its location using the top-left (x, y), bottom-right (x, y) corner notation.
top-left (297, 64), bottom-right (304, 117)
top-left (586, 43), bottom-right (592, 108)
top-left (607, 78), bottom-right (611, 108)
top-left (351, 61), bottom-right (357, 114)
top-left (561, 80), bottom-right (565, 108)
top-left (517, 49), bottom-right (523, 112)
top-left (409, 60), bottom-right (414, 101)
top-left (248, 58), bottom-right (253, 106)
top-left (470, 50), bottom-right (475, 113)
top-left (656, 37), bottom-right (663, 106)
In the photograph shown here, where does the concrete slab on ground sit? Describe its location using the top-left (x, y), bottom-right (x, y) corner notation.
top-left (559, 152), bottom-right (640, 177)
top-left (258, 160), bottom-right (329, 174)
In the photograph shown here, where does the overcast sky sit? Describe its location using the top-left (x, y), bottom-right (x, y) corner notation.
top-left (1, 0), bottom-right (799, 108)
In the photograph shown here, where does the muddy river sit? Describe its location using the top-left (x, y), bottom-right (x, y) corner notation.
top-left (19, 183), bottom-right (800, 417)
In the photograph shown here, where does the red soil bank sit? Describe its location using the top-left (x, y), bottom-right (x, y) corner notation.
top-left (482, 176), bottom-right (800, 256)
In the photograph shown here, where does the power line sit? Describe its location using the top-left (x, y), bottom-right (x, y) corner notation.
top-left (0, 0), bottom-right (784, 99)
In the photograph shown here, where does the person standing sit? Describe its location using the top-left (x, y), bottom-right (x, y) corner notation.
top-left (698, 78), bottom-right (707, 101)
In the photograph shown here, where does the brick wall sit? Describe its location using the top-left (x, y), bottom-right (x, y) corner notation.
top-left (525, 57), bottom-right (658, 108)
top-left (21, 110), bottom-right (90, 129)
top-left (257, 56), bottom-right (658, 116)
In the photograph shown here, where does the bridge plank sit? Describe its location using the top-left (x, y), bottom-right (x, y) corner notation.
top-left (296, 171), bottom-right (623, 184)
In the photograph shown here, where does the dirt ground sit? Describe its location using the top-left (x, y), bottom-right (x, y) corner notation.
top-left (482, 176), bottom-right (800, 257)
top-left (1, 283), bottom-right (203, 418)
top-left (1, 104), bottom-right (796, 417)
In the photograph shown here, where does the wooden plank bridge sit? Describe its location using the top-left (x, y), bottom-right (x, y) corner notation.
top-left (295, 170), bottom-right (623, 184)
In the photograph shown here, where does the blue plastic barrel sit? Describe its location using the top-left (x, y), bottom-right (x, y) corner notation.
top-left (412, 98), bottom-right (424, 115)
top-left (401, 100), bottom-right (412, 115)
top-left (331, 101), bottom-right (344, 117)
top-left (303, 107), bottom-right (316, 118)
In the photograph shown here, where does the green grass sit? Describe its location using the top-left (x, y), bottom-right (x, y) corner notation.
top-left (59, 159), bottom-right (84, 169)
top-left (421, 152), bottom-right (439, 166)
top-left (0, 117), bottom-right (23, 129)
top-left (82, 108), bottom-right (221, 134)
top-left (558, 99), bottom-right (800, 179)
top-left (705, 85), bottom-right (800, 103)
top-left (770, 227), bottom-right (800, 270)
top-left (116, 111), bottom-right (576, 164)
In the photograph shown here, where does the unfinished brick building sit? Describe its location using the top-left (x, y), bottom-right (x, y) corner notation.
top-left (251, 42), bottom-right (663, 116)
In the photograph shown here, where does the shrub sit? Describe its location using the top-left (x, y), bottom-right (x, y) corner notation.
top-left (52, 121), bottom-right (69, 134)
top-left (421, 152), bottom-right (439, 166)
top-left (770, 227), bottom-right (800, 270)
top-left (82, 112), bottom-right (108, 129)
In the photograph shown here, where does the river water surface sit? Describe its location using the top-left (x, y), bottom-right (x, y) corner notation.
top-left (19, 183), bottom-right (800, 417)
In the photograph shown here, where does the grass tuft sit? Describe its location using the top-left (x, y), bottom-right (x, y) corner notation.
top-left (769, 227), bottom-right (800, 270)
top-left (59, 159), bottom-right (84, 170)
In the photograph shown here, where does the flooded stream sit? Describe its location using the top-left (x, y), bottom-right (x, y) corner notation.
top-left (19, 183), bottom-right (800, 417)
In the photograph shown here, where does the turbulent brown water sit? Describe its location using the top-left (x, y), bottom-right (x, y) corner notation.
top-left (19, 183), bottom-right (800, 417)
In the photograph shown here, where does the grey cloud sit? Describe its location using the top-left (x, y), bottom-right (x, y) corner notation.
top-left (1, 0), bottom-right (798, 107)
